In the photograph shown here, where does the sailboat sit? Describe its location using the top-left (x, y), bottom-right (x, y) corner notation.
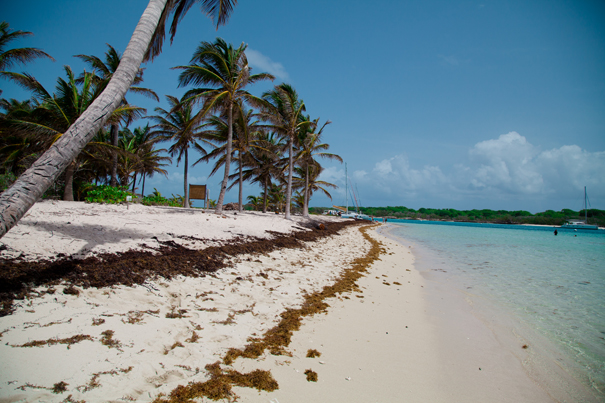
top-left (338, 163), bottom-right (371, 220)
top-left (561, 186), bottom-right (599, 230)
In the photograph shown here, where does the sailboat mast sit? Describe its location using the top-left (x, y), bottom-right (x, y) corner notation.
top-left (345, 163), bottom-right (348, 213)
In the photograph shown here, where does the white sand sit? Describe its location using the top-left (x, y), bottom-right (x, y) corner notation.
top-left (0, 201), bottom-right (367, 402)
top-left (0, 201), bottom-right (557, 402)
top-left (231, 230), bottom-right (555, 403)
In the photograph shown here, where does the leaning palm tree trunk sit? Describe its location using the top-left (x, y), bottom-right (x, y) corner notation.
top-left (0, 0), bottom-right (167, 238)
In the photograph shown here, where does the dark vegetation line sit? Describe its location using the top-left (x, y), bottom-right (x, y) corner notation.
top-left (310, 206), bottom-right (605, 226)
top-left (0, 220), bottom-right (361, 316)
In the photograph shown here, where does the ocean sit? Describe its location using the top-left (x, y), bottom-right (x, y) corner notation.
top-left (385, 220), bottom-right (605, 400)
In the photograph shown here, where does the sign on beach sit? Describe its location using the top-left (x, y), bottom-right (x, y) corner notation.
top-left (189, 184), bottom-right (208, 208)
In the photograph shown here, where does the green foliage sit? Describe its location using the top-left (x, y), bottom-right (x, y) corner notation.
top-left (141, 188), bottom-right (185, 207)
top-left (84, 185), bottom-right (133, 204)
top-left (0, 172), bottom-right (16, 191)
top-left (319, 205), bottom-right (605, 227)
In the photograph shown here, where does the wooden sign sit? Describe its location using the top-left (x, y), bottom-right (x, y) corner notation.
top-left (189, 184), bottom-right (207, 200)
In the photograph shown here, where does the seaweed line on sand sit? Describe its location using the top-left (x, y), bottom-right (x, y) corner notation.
top-left (153, 224), bottom-right (384, 403)
top-left (0, 220), bottom-right (359, 316)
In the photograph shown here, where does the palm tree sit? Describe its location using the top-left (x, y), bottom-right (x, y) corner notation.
top-left (131, 125), bottom-right (170, 196)
top-left (197, 102), bottom-right (265, 212)
top-left (292, 162), bottom-right (337, 206)
top-left (0, 0), bottom-right (238, 238)
top-left (174, 37), bottom-right (274, 214)
top-left (0, 99), bottom-right (39, 176)
top-left (256, 83), bottom-right (313, 219)
top-left (0, 21), bottom-right (54, 95)
top-left (2, 66), bottom-right (143, 200)
top-left (148, 95), bottom-right (212, 207)
top-left (75, 44), bottom-right (159, 187)
top-left (240, 131), bottom-right (285, 213)
top-left (246, 194), bottom-right (262, 211)
top-left (296, 117), bottom-right (342, 217)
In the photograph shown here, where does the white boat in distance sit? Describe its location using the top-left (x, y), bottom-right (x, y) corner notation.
top-left (561, 186), bottom-right (598, 230)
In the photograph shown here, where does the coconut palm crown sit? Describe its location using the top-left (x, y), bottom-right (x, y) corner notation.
top-left (173, 37), bottom-right (274, 214)
top-left (256, 83), bottom-right (314, 219)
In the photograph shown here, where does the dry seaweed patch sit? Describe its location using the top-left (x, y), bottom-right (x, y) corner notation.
top-left (164, 341), bottom-right (185, 355)
top-left (153, 362), bottom-right (278, 403)
top-left (52, 381), bottom-right (69, 394)
top-left (14, 334), bottom-right (93, 349)
top-left (100, 330), bottom-right (121, 349)
top-left (306, 349), bottom-right (321, 358)
top-left (153, 224), bottom-right (381, 402)
top-left (304, 369), bottom-right (318, 382)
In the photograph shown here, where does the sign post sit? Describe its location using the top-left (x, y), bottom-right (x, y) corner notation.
top-left (188, 185), bottom-right (208, 208)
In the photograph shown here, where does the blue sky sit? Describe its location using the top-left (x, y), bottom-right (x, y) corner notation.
top-left (2, 0), bottom-right (604, 212)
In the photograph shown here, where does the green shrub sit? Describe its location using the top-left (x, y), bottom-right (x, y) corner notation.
top-left (141, 189), bottom-right (183, 207)
top-left (85, 185), bottom-right (133, 204)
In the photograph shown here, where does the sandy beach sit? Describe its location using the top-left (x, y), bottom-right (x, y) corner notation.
top-left (0, 201), bottom-right (556, 402)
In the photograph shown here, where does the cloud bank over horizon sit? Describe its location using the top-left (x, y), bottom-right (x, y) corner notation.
top-left (323, 132), bottom-right (605, 212)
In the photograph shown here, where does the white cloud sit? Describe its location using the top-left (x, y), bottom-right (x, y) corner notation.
top-left (246, 49), bottom-right (289, 81)
top-left (352, 132), bottom-right (605, 209)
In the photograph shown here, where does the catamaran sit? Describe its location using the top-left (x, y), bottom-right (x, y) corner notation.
top-left (561, 186), bottom-right (598, 230)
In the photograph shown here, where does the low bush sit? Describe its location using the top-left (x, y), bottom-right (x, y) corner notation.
top-left (84, 185), bottom-right (133, 204)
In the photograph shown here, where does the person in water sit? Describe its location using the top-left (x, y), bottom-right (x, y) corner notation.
top-left (554, 229), bottom-right (558, 236)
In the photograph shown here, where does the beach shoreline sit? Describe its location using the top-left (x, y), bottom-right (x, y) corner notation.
top-left (0, 201), bottom-right (578, 402)
top-left (379, 223), bottom-right (602, 403)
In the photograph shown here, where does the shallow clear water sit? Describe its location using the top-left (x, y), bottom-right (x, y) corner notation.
top-left (387, 220), bottom-right (605, 396)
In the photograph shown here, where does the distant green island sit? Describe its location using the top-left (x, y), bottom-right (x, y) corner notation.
top-left (309, 206), bottom-right (605, 227)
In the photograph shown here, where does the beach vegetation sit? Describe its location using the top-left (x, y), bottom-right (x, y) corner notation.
top-left (74, 44), bottom-right (159, 188)
top-left (255, 84), bottom-right (313, 220)
top-left (0, 1), bottom-right (239, 238)
top-left (148, 94), bottom-right (213, 207)
top-left (84, 185), bottom-right (133, 204)
top-left (308, 205), bottom-right (605, 227)
top-left (294, 117), bottom-right (342, 217)
top-left (174, 37), bottom-right (275, 214)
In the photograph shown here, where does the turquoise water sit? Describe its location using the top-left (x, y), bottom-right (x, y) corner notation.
top-left (387, 220), bottom-right (605, 397)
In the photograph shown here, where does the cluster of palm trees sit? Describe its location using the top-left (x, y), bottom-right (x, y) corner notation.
top-left (1, 20), bottom-right (341, 219)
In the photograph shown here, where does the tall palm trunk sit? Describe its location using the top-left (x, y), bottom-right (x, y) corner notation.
top-left (183, 149), bottom-right (189, 208)
top-left (215, 102), bottom-right (233, 214)
top-left (63, 159), bottom-right (77, 201)
top-left (303, 162), bottom-right (309, 218)
top-left (110, 123), bottom-right (119, 187)
top-left (285, 135), bottom-right (293, 219)
top-left (141, 174), bottom-right (146, 197)
top-left (262, 176), bottom-right (268, 213)
top-left (132, 172), bottom-right (137, 193)
top-left (0, 0), bottom-right (167, 239)
top-left (238, 153), bottom-right (243, 212)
